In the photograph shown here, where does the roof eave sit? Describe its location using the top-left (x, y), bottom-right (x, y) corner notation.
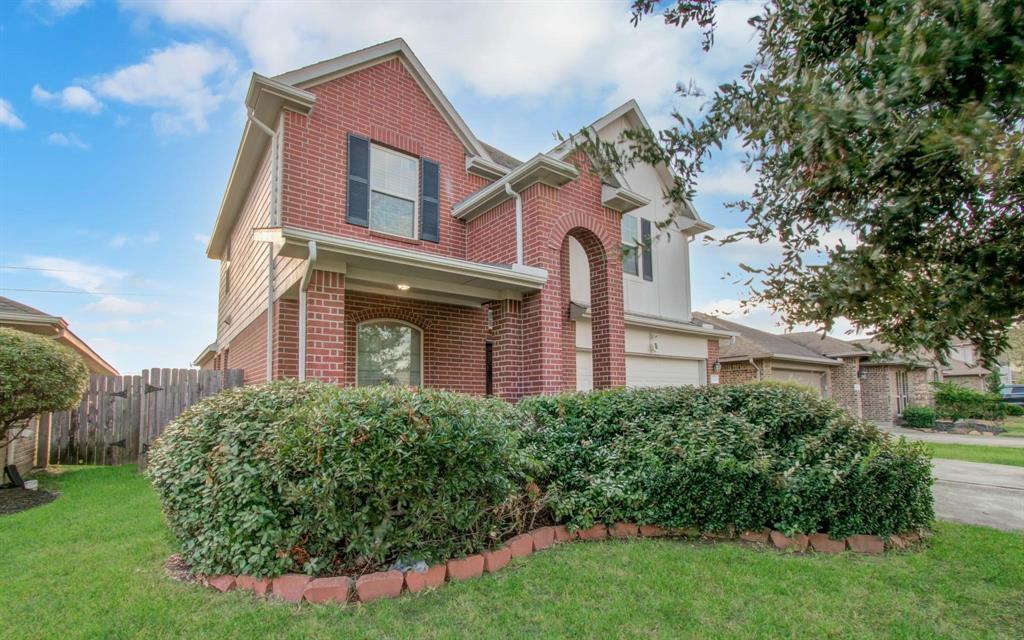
top-left (453, 154), bottom-right (579, 221)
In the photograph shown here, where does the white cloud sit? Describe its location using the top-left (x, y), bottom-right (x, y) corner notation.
top-left (24, 256), bottom-right (127, 293)
top-left (32, 84), bottom-right (103, 114)
top-left (698, 170), bottom-right (759, 197)
top-left (46, 131), bottom-right (88, 149)
top-left (193, 233), bottom-right (210, 246)
top-left (122, 1), bottom-right (761, 122)
top-left (92, 42), bottom-right (237, 134)
top-left (47, 0), bottom-right (89, 17)
top-left (108, 231), bottom-right (160, 249)
top-left (0, 98), bottom-right (26, 130)
top-left (84, 295), bottom-right (152, 315)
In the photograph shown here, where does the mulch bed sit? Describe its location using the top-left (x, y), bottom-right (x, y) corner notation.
top-left (0, 487), bottom-right (58, 516)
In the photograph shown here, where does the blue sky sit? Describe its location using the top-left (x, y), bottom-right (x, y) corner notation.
top-left (1, 0), bottom-right (838, 374)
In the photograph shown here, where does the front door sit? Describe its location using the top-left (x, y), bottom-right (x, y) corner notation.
top-left (895, 370), bottom-right (910, 415)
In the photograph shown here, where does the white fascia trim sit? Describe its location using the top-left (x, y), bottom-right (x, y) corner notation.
top-left (272, 226), bottom-right (549, 289)
top-left (0, 312), bottom-right (61, 326)
top-left (466, 156), bottom-right (509, 180)
top-left (273, 38), bottom-right (491, 163)
top-left (601, 184), bottom-right (650, 213)
top-left (624, 314), bottom-right (739, 339)
top-left (452, 154), bottom-right (579, 221)
top-left (192, 342), bottom-right (218, 367)
top-left (206, 74), bottom-right (316, 260)
top-left (721, 353), bottom-right (842, 366)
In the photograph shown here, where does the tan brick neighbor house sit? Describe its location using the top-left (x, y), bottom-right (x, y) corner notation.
top-left (694, 311), bottom-right (943, 423)
top-left (0, 296), bottom-right (118, 476)
top-left (194, 39), bottom-right (733, 400)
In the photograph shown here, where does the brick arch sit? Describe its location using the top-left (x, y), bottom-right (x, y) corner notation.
top-left (347, 306), bottom-right (432, 330)
top-left (548, 210), bottom-right (618, 256)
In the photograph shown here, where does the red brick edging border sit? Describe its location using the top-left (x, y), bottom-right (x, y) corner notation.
top-left (192, 524), bottom-right (925, 605)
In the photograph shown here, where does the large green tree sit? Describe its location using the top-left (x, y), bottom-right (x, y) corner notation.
top-left (587, 0), bottom-right (1023, 365)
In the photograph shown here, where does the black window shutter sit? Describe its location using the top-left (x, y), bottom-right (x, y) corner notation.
top-left (420, 158), bottom-right (440, 243)
top-left (640, 218), bottom-right (653, 281)
top-left (346, 133), bottom-right (370, 227)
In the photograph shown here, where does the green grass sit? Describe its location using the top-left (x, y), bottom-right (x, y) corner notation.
top-left (998, 416), bottom-right (1024, 438)
top-left (925, 443), bottom-right (1024, 467)
top-left (2, 467), bottom-right (1023, 640)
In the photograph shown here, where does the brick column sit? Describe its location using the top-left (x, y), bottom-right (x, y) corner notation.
top-left (305, 270), bottom-right (345, 383)
top-left (588, 241), bottom-right (625, 389)
top-left (489, 299), bottom-right (523, 401)
top-left (706, 338), bottom-right (720, 384)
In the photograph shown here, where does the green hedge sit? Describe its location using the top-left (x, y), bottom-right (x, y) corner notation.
top-left (148, 382), bottom-right (525, 578)
top-left (933, 381), bottom-right (1019, 420)
top-left (522, 383), bottom-right (933, 538)
top-left (151, 381), bottom-right (934, 579)
top-left (901, 406), bottom-right (937, 428)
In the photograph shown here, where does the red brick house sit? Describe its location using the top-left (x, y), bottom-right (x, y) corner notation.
top-left (196, 39), bottom-right (731, 401)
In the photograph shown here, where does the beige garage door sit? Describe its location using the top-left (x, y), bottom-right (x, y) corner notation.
top-left (770, 368), bottom-right (825, 395)
top-left (626, 355), bottom-right (702, 388)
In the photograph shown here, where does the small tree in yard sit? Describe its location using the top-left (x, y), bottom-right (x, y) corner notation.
top-left (0, 327), bottom-right (89, 450)
top-left (580, 0), bottom-right (1023, 367)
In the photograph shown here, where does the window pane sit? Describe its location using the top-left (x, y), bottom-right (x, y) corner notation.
top-left (370, 191), bottom-right (415, 237)
top-left (621, 214), bottom-right (639, 276)
top-left (371, 145), bottom-right (418, 198)
top-left (357, 322), bottom-right (422, 387)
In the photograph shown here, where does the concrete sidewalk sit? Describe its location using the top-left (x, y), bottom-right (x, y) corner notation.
top-left (878, 423), bottom-right (1024, 448)
top-left (931, 459), bottom-right (1024, 531)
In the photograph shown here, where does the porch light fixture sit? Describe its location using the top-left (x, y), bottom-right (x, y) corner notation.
top-left (396, 283), bottom-right (411, 291)
top-left (712, 361), bottom-right (721, 374)
top-left (858, 367), bottom-right (868, 380)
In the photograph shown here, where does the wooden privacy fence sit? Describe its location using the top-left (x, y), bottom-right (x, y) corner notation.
top-left (42, 368), bottom-right (244, 466)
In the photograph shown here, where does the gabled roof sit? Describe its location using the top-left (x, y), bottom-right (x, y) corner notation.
top-left (274, 38), bottom-right (494, 163)
top-left (942, 358), bottom-right (990, 378)
top-left (0, 296), bottom-right (59, 324)
top-left (693, 312), bottom-right (840, 366)
top-left (848, 338), bottom-right (937, 368)
top-left (550, 99), bottom-right (712, 233)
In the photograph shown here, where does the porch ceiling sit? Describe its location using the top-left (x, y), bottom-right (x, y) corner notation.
top-left (261, 226), bottom-right (548, 307)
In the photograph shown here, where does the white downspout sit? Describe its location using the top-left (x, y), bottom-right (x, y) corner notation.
top-left (505, 183), bottom-right (524, 266)
top-left (298, 241), bottom-right (318, 381)
top-left (748, 357), bottom-right (763, 380)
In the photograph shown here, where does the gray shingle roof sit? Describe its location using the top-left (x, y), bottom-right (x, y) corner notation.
top-left (785, 331), bottom-right (870, 358)
top-left (481, 142), bottom-right (522, 170)
top-left (693, 312), bottom-right (839, 364)
top-left (0, 296), bottom-right (58, 322)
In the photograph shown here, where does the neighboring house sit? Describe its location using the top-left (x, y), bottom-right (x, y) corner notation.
top-left (196, 39), bottom-right (731, 400)
top-left (792, 335), bottom-right (940, 422)
top-left (692, 313), bottom-right (841, 397)
top-left (691, 311), bottom-right (942, 423)
top-left (943, 337), bottom-right (1014, 389)
top-left (0, 296), bottom-right (118, 475)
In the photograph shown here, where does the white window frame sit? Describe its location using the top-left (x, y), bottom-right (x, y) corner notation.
top-left (621, 214), bottom-right (653, 282)
top-left (369, 144), bottom-right (419, 240)
top-left (355, 319), bottom-right (424, 387)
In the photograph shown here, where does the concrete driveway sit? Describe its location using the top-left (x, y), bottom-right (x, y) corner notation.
top-left (932, 459), bottom-right (1024, 531)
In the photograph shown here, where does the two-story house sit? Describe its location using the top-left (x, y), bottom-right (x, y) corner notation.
top-left (195, 39), bottom-right (731, 400)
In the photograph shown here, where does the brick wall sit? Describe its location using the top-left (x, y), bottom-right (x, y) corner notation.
top-left (719, 359), bottom-right (769, 385)
top-left (909, 367), bottom-right (938, 405)
top-left (944, 375), bottom-right (987, 392)
top-left (226, 309), bottom-right (268, 385)
top-left (305, 270), bottom-right (346, 383)
top-left (706, 339), bottom-right (720, 384)
top-left (861, 366), bottom-right (894, 422)
top-left (273, 298), bottom-right (299, 379)
top-left (344, 289), bottom-right (487, 394)
top-left (831, 358), bottom-right (863, 418)
top-left (280, 57), bottom-right (491, 260)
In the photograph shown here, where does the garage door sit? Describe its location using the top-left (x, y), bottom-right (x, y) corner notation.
top-left (770, 368), bottom-right (825, 395)
top-left (626, 355), bottom-right (702, 388)
top-left (576, 352), bottom-right (704, 390)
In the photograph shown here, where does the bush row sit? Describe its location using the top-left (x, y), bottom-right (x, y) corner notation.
top-left (932, 381), bottom-right (1023, 420)
top-left (149, 381), bottom-right (934, 579)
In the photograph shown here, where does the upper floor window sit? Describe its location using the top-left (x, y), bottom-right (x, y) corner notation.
top-left (370, 144), bottom-right (419, 238)
top-left (356, 320), bottom-right (422, 387)
top-left (621, 214), bottom-right (653, 281)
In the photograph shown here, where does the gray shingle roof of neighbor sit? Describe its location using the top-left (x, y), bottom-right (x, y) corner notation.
top-left (785, 331), bottom-right (871, 358)
top-left (480, 142), bottom-right (522, 170)
top-left (692, 312), bottom-right (839, 364)
top-left (0, 295), bottom-right (58, 322)
top-left (942, 358), bottom-right (990, 377)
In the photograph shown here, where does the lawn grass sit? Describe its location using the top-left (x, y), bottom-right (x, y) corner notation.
top-left (925, 443), bottom-right (1024, 467)
top-left (998, 415), bottom-right (1024, 438)
top-left (2, 466), bottom-right (1023, 640)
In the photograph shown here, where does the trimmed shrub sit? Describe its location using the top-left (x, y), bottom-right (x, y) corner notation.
top-left (901, 406), bottom-right (937, 429)
top-left (933, 381), bottom-right (1015, 420)
top-left (148, 382), bottom-right (526, 578)
top-left (521, 383), bottom-right (933, 537)
top-left (0, 327), bottom-right (88, 449)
